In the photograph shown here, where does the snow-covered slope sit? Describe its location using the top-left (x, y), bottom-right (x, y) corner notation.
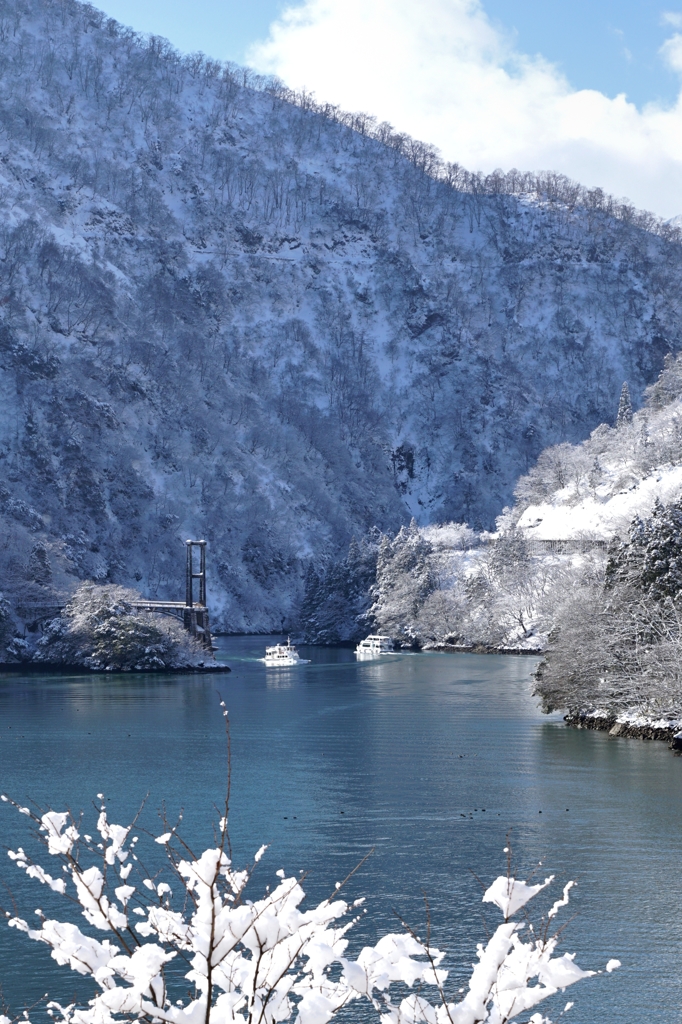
top-left (515, 375), bottom-right (682, 543)
top-left (3, 0), bottom-right (682, 628)
top-left (362, 362), bottom-right (682, 651)
top-left (517, 464), bottom-right (682, 541)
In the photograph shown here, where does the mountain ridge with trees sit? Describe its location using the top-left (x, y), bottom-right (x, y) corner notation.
top-left (2, 0), bottom-right (682, 638)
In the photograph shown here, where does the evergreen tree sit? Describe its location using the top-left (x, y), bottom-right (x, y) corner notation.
top-left (644, 351), bottom-right (682, 409)
top-left (639, 499), bottom-right (682, 601)
top-left (372, 521), bottom-right (436, 643)
top-left (26, 543), bottom-right (52, 586)
top-left (488, 529), bottom-right (529, 578)
top-left (616, 381), bottom-right (633, 427)
top-left (298, 535), bottom-right (381, 642)
top-left (605, 499), bottom-right (682, 601)
top-left (299, 563), bottom-right (324, 635)
top-left (588, 456), bottom-right (603, 492)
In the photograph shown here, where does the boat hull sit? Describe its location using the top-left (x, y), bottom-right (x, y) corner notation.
top-left (261, 656), bottom-right (310, 666)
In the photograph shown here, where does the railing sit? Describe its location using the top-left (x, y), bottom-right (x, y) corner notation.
top-left (524, 538), bottom-right (609, 555)
top-left (432, 536), bottom-right (610, 554)
top-left (130, 600), bottom-right (187, 621)
top-left (132, 600), bottom-right (212, 645)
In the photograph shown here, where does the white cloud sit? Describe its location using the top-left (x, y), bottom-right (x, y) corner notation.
top-left (248, 0), bottom-right (682, 218)
top-left (662, 11), bottom-right (682, 29)
top-left (661, 32), bottom-right (682, 73)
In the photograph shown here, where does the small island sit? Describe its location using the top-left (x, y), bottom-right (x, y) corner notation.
top-left (1, 541), bottom-right (228, 674)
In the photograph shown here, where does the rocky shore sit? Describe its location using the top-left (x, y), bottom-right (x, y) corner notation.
top-left (424, 642), bottom-right (544, 656)
top-left (565, 708), bottom-right (682, 752)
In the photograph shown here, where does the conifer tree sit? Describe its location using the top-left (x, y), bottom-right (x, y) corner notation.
top-left (26, 543), bottom-right (52, 586)
top-left (616, 381), bottom-right (633, 427)
top-left (605, 499), bottom-right (682, 601)
top-left (639, 499), bottom-right (682, 601)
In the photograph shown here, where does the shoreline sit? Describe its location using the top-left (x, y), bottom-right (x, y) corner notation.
top-left (0, 661), bottom-right (231, 676)
top-left (564, 708), bottom-right (682, 751)
top-left (424, 642), bottom-right (543, 656)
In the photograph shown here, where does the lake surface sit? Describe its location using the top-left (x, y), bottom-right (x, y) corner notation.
top-left (1, 637), bottom-right (682, 1022)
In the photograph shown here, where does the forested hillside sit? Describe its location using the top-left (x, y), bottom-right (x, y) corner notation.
top-left (334, 355), bottom-right (682, 717)
top-left (2, 0), bottom-right (682, 633)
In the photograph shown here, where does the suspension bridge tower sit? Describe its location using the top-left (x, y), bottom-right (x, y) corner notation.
top-left (184, 539), bottom-right (213, 649)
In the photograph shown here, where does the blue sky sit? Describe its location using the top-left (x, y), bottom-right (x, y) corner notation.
top-left (96, 0), bottom-right (283, 66)
top-left (97, 0), bottom-right (682, 108)
top-left (486, 0), bottom-right (682, 108)
top-left (94, 0), bottom-right (682, 215)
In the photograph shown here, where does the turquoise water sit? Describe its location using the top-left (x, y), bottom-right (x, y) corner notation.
top-left (1, 637), bottom-right (681, 1021)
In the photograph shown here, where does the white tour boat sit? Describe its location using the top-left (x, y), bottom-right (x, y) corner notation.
top-left (262, 638), bottom-right (309, 667)
top-left (355, 634), bottom-right (394, 658)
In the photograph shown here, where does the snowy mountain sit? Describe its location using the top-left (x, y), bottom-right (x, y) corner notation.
top-left (358, 356), bottom-right (682, 656)
top-left (3, 0), bottom-right (682, 631)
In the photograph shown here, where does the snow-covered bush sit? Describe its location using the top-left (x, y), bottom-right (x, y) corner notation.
top-left (33, 583), bottom-right (207, 671)
top-left (0, 777), bottom-right (615, 1024)
top-left (537, 500), bottom-right (682, 715)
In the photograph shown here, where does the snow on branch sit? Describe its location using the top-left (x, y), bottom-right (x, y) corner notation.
top-left (0, 792), bottom-right (616, 1024)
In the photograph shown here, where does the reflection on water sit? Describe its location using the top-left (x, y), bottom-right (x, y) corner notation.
top-left (0, 636), bottom-right (681, 1022)
top-left (261, 653), bottom-right (311, 687)
top-left (264, 668), bottom-right (298, 689)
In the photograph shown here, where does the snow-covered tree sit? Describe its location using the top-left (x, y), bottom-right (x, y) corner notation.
top-left (372, 522), bottom-right (436, 644)
top-left (616, 382), bottom-right (633, 428)
top-left (537, 501), bottom-right (682, 714)
top-left (644, 351), bottom-right (682, 410)
top-left (32, 583), bottom-right (207, 671)
top-left (0, 594), bottom-right (14, 652)
top-left (26, 543), bottom-right (52, 586)
top-left (606, 499), bottom-right (682, 602)
top-left (299, 534), bottom-right (380, 643)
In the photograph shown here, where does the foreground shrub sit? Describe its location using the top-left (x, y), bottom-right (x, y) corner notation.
top-left (0, 722), bottom-right (617, 1024)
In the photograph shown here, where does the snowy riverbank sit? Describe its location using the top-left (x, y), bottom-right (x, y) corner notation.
top-left (565, 707), bottom-right (682, 750)
top-left (423, 641), bottom-right (544, 655)
top-left (2, 584), bottom-right (220, 674)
